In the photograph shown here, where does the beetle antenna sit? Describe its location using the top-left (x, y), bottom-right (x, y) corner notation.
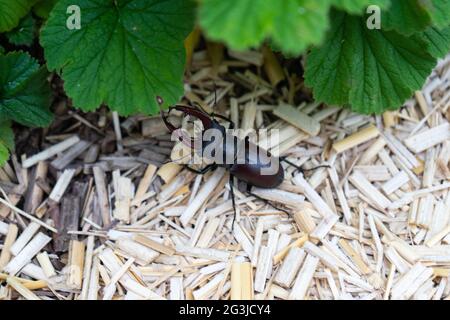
top-left (280, 158), bottom-right (299, 169)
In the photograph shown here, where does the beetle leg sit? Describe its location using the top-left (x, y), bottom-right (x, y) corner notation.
top-left (185, 164), bottom-right (217, 175)
top-left (280, 157), bottom-right (331, 175)
top-left (229, 174), bottom-right (238, 232)
top-left (302, 164), bottom-right (332, 171)
top-left (247, 189), bottom-right (291, 215)
top-left (279, 157), bottom-right (301, 173)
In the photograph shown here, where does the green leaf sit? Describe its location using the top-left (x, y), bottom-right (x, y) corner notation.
top-left (421, 26), bottom-right (450, 59)
top-left (199, 0), bottom-right (272, 50)
top-left (0, 143), bottom-right (9, 167)
top-left (0, 0), bottom-right (37, 32)
top-left (0, 45), bottom-right (4, 54)
top-left (0, 121), bottom-right (14, 151)
top-left (305, 12), bottom-right (436, 114)
top-left (0, 120), bottom-right (13, 167)
top-left (0, 144), bottom-right (9, 167)
top-left (41, 0), bottom-right (195, 115)
top-left (382, 0), bottom-right (432, 35)
top-left (6, 14), bottom-right (36, 46)
top-left (332, 0), bottom-right (390, 14)
top-left (0, 52), bottom-right (53, 127)
top-left (423, 0), bottom-right (450, 29)
top-left (383, 0), bottom-right (450, 35)
top-left (199, 0), bottom-right (334, 56)
top-left (271, 0), bottom-right (332, 55)
top-left (33, 0), bottom-right (59, 19)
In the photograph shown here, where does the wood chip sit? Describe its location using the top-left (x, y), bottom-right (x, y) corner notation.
top-left (0, 223), bottom-right (18, 270)
top-left (349, 171), bottom-right (392, 209)
top-left (273, 104), bottom-right (320, 136)
top-left (332, 125), bottom-right (379, 154)
top-left (22, 136), bottom-right (80, 168)
top-left (49, 169), bottom-right (76, 203)
top-left (289, 254), bottom-right (319, 300)
top-left (4, 232), bottom-right (51, 276)
top-left (7, 277), bottom-right (40, 300)
top-left (404, 123), bottom-right (450, 153)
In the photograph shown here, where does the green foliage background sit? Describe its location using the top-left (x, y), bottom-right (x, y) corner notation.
top-left (199, 0), bottom-right (450, 113)
top-left (0, 0), bottom-right (449, 166)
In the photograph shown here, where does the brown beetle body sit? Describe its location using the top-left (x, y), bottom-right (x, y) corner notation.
top-left (227, 138), bottom-right (284, 189)
top-left (161, 104), bottom-right (284, 189)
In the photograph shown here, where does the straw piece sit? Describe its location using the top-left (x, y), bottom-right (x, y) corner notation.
top-left (134, 234), bottom-right (175, 256)
top-left (273, 234), bottom-right (308, 265)
top-left (99, 248), bottom-right (163, 299)
top-left (294, 209), bottom-right (317, 235)
top-left (157, 163), bottom-right (182, 184)
top-left (7, 277), bottom-right (40, 300)
top-left (113, 176), bottom-right (133, 223)
top-left (51, 140), bottom-right (92, 170)
top-left (116, 237), bottom-right (159, 265)
top-left (251, 187), bottom-right (305, 207)
top-left (381, 171), bottom-right (410, 195)
top-left (273, 104), bottom-right (320, 136)
top-left (49, 169), bottom-right (76, 203)
top-left (103, 258), bottom-right (135, 300)
top-left (93, 166), bottom-right (111, 226)
top-left (404, 123), bottom-right (450, 153)
top-left (134, 164), bottom-right (157, 204)
top-left (358, 137), bottom-right (387, 165)
top-left (289, 254), bottom-right (319, 300)
top-left (338, 239), bottom-right (371, 275)
top-left (10, 222), bottom-right (40, 256)
top-left (0, 223), bottom-right (18, 270)
top-left (4, 232), bottom-right (52, 276)
top-left (262, 46), bottom-right (285, 87)
top-left (293, 174), bottom-right (336, 218)
top-left (67, 240), bottom-right (85, 289)
top-left (24, 161), bottom-right (48, 214)
top-left (332, 125), bottom-right (379, 154)
top-left (36, 252), bottom-right (56, 278)
top-left (22, 136), bottom-right (80, 168)
top-left (176, 244), bottom-right (230, 262)
top-left (180, 168), bottom-right (225, 226)
top-left (274, 247), bottom-right (306, 288)
top-left (0, 221), bottom-right (8, 235)
top-left (349, 171), bottom-right (392, 209)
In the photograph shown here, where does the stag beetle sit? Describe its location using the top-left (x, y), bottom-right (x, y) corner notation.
top-left (158, 97), bottom-right (326, 228)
